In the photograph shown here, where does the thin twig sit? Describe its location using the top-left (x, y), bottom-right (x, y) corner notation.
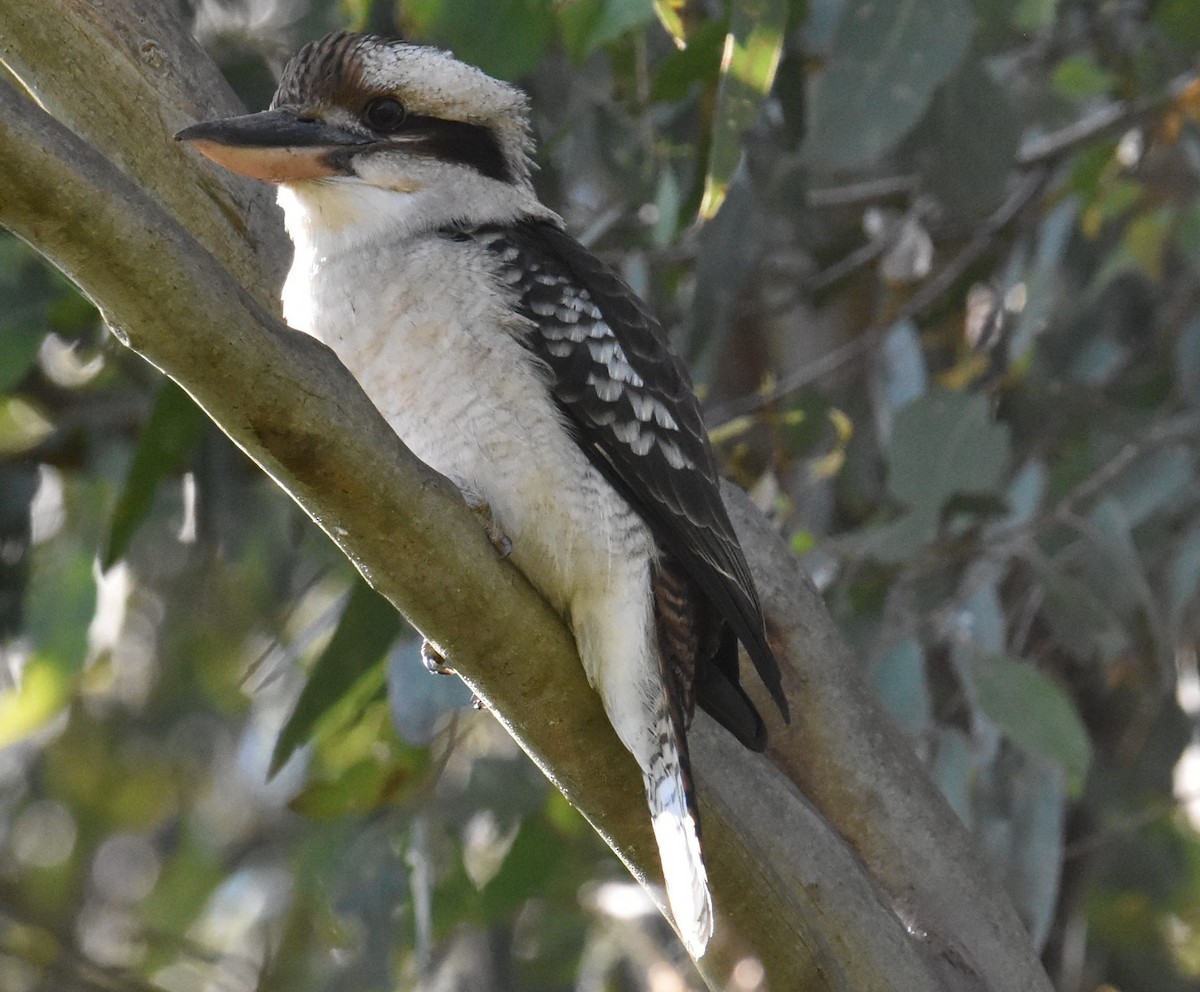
top-left (707, 168), bottom-right (1049, 424)
top-left (806, 198), bottom-right (933, 293)
top-left (802, 70), bottom-right (1198, 211)
top-left (1017, 71), bottom-right (1199, 166)
top-left (806, 174), bottom-right (919, 209)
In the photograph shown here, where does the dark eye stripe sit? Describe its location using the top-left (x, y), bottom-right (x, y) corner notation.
top-left (356, 114), bottom-right (512, 184)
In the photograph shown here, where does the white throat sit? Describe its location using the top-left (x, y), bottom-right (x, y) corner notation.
top-left (276, 164), bottom-right (556, 338)
top-left (277, 158), bottom-right (554, 261)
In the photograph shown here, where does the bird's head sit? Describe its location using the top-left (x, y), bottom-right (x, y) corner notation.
top-left (177, 33), bottom-right (546, 243)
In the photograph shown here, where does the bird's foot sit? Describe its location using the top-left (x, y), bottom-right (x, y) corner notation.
top-left (420, 639), bottom-right (456, 676)
top-left (464, 495), bottom-right (512, 558)
top-left (421, 640), bottom-right (486, 708)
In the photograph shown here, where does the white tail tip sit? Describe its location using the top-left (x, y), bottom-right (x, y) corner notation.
top-left (650, 789), bottom-right (714, 956)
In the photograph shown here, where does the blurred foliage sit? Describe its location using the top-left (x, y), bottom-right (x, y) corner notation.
top-left (6, 0), bottom-right (1200, 990)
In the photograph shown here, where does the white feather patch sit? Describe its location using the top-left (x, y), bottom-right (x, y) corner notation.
top-left (647, 772), bottom-right (713, 957)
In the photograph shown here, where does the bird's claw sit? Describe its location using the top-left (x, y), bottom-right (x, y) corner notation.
top-left (420, 639), bottom-right (456, 676)
top-left (421, 641), bottom-right (484, 709)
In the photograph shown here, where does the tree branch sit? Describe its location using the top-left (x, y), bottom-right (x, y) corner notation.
top-left (0, 5), bottom-right (1053, 991)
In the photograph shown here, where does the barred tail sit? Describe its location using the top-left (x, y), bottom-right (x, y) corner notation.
top-left (644, 703), bottom-right (713, 957)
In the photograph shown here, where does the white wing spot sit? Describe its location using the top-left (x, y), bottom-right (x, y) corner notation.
top-left (612, 418), bottom-right (654, 454)
top-left (627, 393), bottom-right (677, 430)
top-left (659, 439), bottom-right (693, 469)
top-left (587, 372), bottom-right (623, 402)
top-left (587, 337), bottom-right (644, 387)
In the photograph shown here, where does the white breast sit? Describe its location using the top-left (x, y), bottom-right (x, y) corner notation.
top-left (279, 199), bottom-right (655, 618)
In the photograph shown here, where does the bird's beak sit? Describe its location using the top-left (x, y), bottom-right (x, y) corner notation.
top-left (175, 108), bottom-right (368, 183)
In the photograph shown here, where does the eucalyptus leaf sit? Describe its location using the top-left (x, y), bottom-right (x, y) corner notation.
top-left (651, 0), bottom-right (687, 42)
top-left (699, 0), bottom-right (786, 218)
top-left (918, 57), bottom-right (1020, 219)
top-left (559, 0), bottom-right (655, 60)
top-left (977, 750), bottom-right (1066, 950)
top-left (1106, 447), bottom-right (1193, 528)
top-left (1084, 497), bottom-right (1149, 620)
top-left (1013, 0), bottom-right (1058, 31)
top-left (270, 578), bottom-right (405, 776)
top-left (871, 638), bottom-right (931, 734)
top-left (992, 459), bottom-right (1046, 531)
top-left (956, 579), bottom-right (1006, 656)
top-left (1039, 568), bottom-right (1130, 664)
top-left (968, 654), bottom-right (1092, 791)
top-left (102, 379), bottom-right (206, 568)
top-left (1169, 520), bottom-right (1200, 631)
top-left (407, 0), bottom-right (555, 79)
top-left (872, 319), bottom-right (927, 444)
top-left (802, 0), bottom-right (973, 169)
top-left (854, 509), bottom-right (933, 564)
top-left (0, 315), bottom-right (44, 393)
top-left (888, 389), bottom-right (1011, 509)
top-left (1174, 314), bottom-right (1200, 403)
top-left (932, 728), bottom-right (973, 825)
top-left (651, 18), bottom-right (727, 102)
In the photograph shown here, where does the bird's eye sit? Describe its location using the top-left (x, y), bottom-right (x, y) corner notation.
top-left (363, 96), bottom-right (408, 133)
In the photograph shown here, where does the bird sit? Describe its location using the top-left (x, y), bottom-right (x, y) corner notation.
top-left (176, 31), bottom-right (788, 957)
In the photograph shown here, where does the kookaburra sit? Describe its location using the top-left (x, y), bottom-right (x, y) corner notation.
top-left (177, 31), bottom-right (787, 957)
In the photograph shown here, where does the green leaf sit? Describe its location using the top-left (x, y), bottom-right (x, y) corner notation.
top-left (871, 638), bottom-right (931, 734)
top-left (1175, 314), bottom-right (1200, 403)
top-left (270, 578), bottom-right (404, 776)
top-left (290, 757), bottom-right (389, 818)
top-left (1051, 54), bottom-right (1116, 101)
top-left (1039, 567), bottom-right (1130, 664)
top-left (1012, 0), bottom-right (1057, 32)
top-left (25, 539), bottom-right (96, 679)
top-left (405, 0), bottom-right (555, 79)
top-left (1154, 0), bottom-right (1200, 55)
top-left (968, 654), bottom-right (1092, 791)
top-left (0, 396), bottom-right (53, 454)
top-left (855, 510), bottom-right (933, 564)
top-left (1105, 447), bottom-right (1193, 527)
top-left (931, 728), bottom-right (973, 825)
top-left (559, 0), bottom-right (654, 59)
top-left (651, 18), bottom-right (727, 102)
top-left (1175, 202), bottom-right (1200, 272)
top-left (699, 0), bottom-right (787, 218)
top-left (958, 580), bottom-right (1006, 655)
top-left (888, 389), bottom-right (1010, 510)
top-left (858, 390), bottom-right (1010, 562)
top-left (993, 459), bottom-right (1046, 530)
top-left (874, 320), bottom-right (927, 436)
top-left (802, 0), bottom-right (974, 170)
top-left (0, 655), bottom-right (72, 747)
top-left (102, 380), bottom-right (206, 568)
top-left (919, 57), bottom-right (1020, 218)
top-left (651, 0), bottom-right (688, 43)
top-left (976, 750), bottom-right (1066, 949)
top-left (480, 817), bottom-right (567, 920)
top-left (0, 317), bottom-right (44, 393)
top-left (1169, 520), bottom-right (1200, 630)
top-left (1124, 207), bottom-right (1172, 282)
